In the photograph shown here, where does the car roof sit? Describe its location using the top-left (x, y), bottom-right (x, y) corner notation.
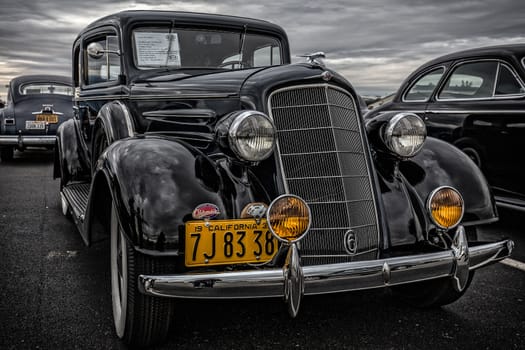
top-left (77, 10), bottom-right (287, 38)
top-left (419, 44), bottom-right (525, 69)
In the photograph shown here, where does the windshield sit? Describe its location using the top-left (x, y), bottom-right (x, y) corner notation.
top-left (132, 27), bottom-right (282, 70)
top-left (19, 83), bottom-right (73, 96)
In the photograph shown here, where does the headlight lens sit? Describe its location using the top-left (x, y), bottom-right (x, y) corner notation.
top-left (228, 111), bottom-right (275, 162)
top-left (384, 113), bottom-right (426, 157)
top-left (428, 186), bottom-right (464, 229)
top-left (267, 195), bottom-right (311, 243)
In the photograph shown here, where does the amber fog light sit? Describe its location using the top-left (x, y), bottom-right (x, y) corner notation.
top-left (267, 195), bottom-right (311, 243)
top-left (428, 186), bottom-right (464, 229)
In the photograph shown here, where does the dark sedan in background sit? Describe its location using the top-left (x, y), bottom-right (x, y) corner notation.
top-left (0, 75), bottom-right (73, 161)
top-left (367, 44), bottom-right (525, 210)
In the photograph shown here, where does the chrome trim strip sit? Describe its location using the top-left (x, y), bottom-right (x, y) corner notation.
top-left (138, 228), bottom-right (513, 299)
top-left (0, 135), bottom-right (56, 146)
top-left (495, 201), bottom-right (525, 212)
top-left (427, 109), bottom-right (525, 114)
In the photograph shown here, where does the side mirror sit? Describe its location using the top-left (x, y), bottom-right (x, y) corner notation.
top-left (87, 41), bottom-right (120, 59)
top-left (87, 42), bottom-right (104, 59)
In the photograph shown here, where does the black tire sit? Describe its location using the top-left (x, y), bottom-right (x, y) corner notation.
top-left (0, 147), bottom-right (14, 162)
top-left (392, 271), bottom-right (475, 308)
top-left (110, 204), bottom-right (174, 347)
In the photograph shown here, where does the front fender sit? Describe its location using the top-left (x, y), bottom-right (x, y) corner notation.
top-left (400, 137), bottom-right (497, 225)
top-left (89, 135), bottom-right (271, 254)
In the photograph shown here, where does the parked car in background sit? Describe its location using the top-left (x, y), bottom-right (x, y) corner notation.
top-left (56, 11), bottom-right (513, 347)
top-left (367, 44), bottom-right (525, 210)
top-left (0, 75), bottom-right (73, 161)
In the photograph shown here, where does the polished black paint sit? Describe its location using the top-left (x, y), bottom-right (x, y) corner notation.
top-left (1, 75), bottom-right (73, 140)
top-left (368, 44), bottom-right (525, 206)
top-left (58, 10), bottom-right (498, 258)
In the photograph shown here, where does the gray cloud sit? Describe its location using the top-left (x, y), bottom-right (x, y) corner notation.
top-left (1, 0), bottom-right (525, 100)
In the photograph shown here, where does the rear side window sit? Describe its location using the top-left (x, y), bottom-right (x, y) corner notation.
top-left (495, 64), bottom-right (524, 95)
top-left (439, 61), bottom-right (524, 100)
top-left (404, 67), bottom-right (444, 101)
top-left (439, 61), bottom-right (497, 99)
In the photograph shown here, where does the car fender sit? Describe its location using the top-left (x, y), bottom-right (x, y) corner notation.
top-left (400, 137), bottom-right (497, 226)
top-left (87, 135), bottom-right (271, 254)
top-left (54, 119), bottom-right (89, 183)
top-left (93, 100), bottom-right (135, 144)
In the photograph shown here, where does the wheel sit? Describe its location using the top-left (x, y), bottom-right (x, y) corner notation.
top-left (110, 203), bottom-right (174, 346)
top-left (392, 272), bottom-right (475, 308)
top-left (0, 146), bottom-right (14, 161)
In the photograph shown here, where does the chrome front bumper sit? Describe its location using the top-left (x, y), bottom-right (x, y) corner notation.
top-left (138, 226), bottom-right (513, 313)
top-left (0, 135), bottom-right (56, 147)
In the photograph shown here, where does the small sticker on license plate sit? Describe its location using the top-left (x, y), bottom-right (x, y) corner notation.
top-left (185, 219), bottom-right (277, 267)
top-left (25, 120), bottom-right (46, 130)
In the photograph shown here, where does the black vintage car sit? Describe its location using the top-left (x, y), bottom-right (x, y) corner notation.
top-left (55, 11), bottom-right (513, 346)
top-left (367, 44), bottom-right (525, 210)
top-left (0, 75), bottom-right (73, 161)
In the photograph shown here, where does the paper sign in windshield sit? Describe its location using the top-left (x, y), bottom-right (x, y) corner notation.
top-left (134, 32), bottom-right (181, 67)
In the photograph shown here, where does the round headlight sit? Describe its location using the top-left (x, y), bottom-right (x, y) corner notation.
top-left (228, 111), bottom-right (275, 162)
top-left (428, 186), bottom-right (464, 229)
top-left (384, 113), bottom-right (426, 157)
top-left (267, 195), bottom-right (311, 243)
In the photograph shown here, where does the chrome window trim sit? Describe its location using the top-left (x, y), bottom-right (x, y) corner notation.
top-left (435, 59), bottom-right (525, 102)
top-left (495, 63), bottom-right (525, 96)
top-left (402, 66), bottom-right (446, 103)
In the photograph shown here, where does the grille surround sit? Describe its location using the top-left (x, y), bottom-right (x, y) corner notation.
top-left (267, 83), bottom-right (381, 264)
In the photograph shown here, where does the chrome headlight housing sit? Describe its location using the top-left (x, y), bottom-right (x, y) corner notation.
top-left (227, 110), bottom-right (276, 162)
top-left (427, 186), bottom-right (464, 230)
top-left (383, 113), bottom-right (426, 158)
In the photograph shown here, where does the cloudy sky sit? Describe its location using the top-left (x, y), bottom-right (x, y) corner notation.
top-left (1, 0), bottom-right (524, 101)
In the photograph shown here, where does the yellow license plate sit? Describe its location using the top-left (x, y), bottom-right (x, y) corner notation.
top-left (185, 219), bottom-right (277, 267)
top-left (36, 114), bottom-right (58, 123)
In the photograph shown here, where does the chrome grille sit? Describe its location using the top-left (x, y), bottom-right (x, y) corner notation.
top-left (268, 84), bottom-right (380, 265)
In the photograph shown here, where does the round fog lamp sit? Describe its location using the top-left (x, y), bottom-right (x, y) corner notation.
top-left (384, 113), bottom-right (426, 157)
top-left (229, 111), bottom-right (275, 162)
top-left (428, 186), bottom-right (464, 229)
top-left (267, 195), bottom-right (311, 243)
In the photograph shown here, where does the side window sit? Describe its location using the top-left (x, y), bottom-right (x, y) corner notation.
top-left (495, 64), bottom-right (524, 95)
top-left (404, 67), bottom-right (444, 101)
top-left (438, 61), bottom-right (498, 100)
top-left (253, 45), bottom-right (281, 67)
top-left (84, 35), bottom-right (121, 85)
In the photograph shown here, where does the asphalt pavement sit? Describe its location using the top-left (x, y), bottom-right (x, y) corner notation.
top-left (0, 149), bottom-right (523, 349)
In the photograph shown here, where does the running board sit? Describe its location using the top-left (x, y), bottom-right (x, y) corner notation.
top-left (61, 182), bottom-right (90, 245)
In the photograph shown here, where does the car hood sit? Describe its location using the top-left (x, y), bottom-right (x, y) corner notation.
top-left (130, 67), bottom-right (268, 98)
